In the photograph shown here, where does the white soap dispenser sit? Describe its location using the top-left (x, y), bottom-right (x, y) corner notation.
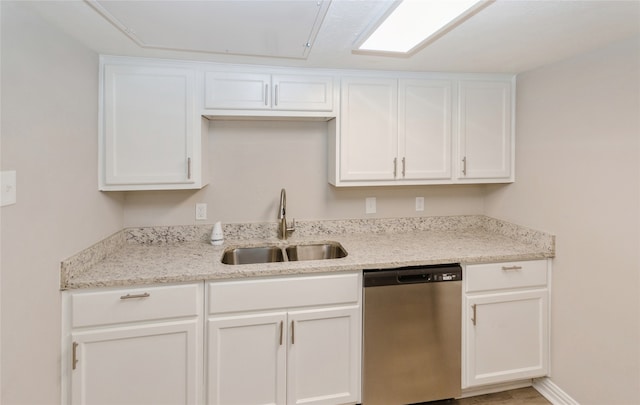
top-left (210, 221), bottom-right (224, 246)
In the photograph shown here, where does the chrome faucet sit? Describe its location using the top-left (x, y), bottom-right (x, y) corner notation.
top-left (278, 188), bottom-right (295, 240)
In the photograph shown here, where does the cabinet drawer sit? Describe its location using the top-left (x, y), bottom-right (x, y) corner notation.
top-left (71, 284), bottom-right (200, 328)
top-left (465, 260), bottom-right (547, 292)
top-left (209, 272), bottom-right (360, 314)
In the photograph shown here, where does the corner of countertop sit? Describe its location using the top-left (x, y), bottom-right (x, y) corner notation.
top-left (60, 230), bottom-right (125, 289)
top-left (478, 215), bottom-right (555, 256)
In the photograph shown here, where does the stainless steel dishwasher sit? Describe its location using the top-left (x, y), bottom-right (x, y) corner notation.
top-left (362, 264), bottom-right (462, 405)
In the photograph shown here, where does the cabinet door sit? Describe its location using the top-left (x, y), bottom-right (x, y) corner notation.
top-left (339, 77), bottom-right (398, 181)
top-left (287, 306), bottom-right (360, 405)
top-left (458, 80), bottom-right (513, 181)
top-left (71, 320), bottom-right (201, 405)
top-left (399, 79), bottom-right (453, 180)
top-left (103, 65), bottom-right (196, 187)
top-left (272, 75), bottom-right (333, 111)
top-left (207, 313), bottom-right (287, 405)
top-left (465, 290), bottom-right (548, 387)
top-left (204, 72), bottom-right (271, 109)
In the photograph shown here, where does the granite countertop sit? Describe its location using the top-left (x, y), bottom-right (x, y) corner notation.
top-left (60, 215), bottom-right (555, 290)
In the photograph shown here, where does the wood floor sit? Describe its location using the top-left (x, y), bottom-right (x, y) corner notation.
top-left (430, 387), bottom-right (551, 405)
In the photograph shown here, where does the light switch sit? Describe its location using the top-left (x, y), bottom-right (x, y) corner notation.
top-left (415, 197), bottom-right (424, 212)
top-left (0, 171), bottom-right (16, 207)
top-left (365, 197), bottom-right (376, 214)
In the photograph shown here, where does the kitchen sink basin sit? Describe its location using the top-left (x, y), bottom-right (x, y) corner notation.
top-left (221, 242), bottom-right (347, 265)
top-left (285, 242), bottom-right (348, 261)
top-left (221, 246), bottom-right (285, 265)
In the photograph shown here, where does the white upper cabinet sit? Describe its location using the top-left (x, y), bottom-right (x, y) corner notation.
top-left (457, 79), bottom-right (514, 182)
top-left (97, 55), bottom-right (513, 189)
top-left (399, 79), bottom-right (453, 181)
top-left (330, 73), bottom-right (515, 187)
top-left (204, 72), bottom-right (271, 110)
top-left (204, 71), bottom-right (335, 115)
top-left (99, 57), bottom-right (208, 191)
top-left (333, 76), bottom-right (454, 186)
top-left (339, 77), bottom-right (398, 181)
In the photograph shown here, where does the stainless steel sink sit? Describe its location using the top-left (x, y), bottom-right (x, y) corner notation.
top-left (221, 241), bottom-right (347, 265)
top-left (221, 246), bottom-right (285, 265)
top-left (285, 242), bottom-right (348, 261)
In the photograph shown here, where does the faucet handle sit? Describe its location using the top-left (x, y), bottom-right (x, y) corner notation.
top-left (287, 218), bottom-right (296, 233)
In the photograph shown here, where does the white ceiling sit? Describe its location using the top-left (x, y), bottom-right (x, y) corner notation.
top-left (25, 0), bottom-right (640, 74)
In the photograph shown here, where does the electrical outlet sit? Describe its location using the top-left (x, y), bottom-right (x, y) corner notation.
top-left (415, 197), bottom-right (424, 212)
top-left (195, 203), bottom-right (207, 220)
top-left (365, 197), bottom-right (376, 214)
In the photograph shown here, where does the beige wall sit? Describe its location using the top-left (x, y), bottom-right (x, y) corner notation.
top-left (0, 3), bottom-right (124, 404)
top-left (2, 3), bottom-right (638, 404)
top-left (123, 120), bottom-right (486, 227)
top-left (484, 37), bottom-right (640, 404)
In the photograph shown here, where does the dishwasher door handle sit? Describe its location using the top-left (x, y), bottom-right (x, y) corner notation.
top-left (397, 273), bottom-right (429, 283)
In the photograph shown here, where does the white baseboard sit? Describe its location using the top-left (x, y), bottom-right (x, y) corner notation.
top-left (533, 377), bottom-right (580, 405)
top-left (460, 380), bottom-right (533, 398)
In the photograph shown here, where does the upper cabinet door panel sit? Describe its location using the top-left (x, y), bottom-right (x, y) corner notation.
top-left (103, 65), bottom-right (196, 186)
top-left (204, 72), bottom-right (271, 110)
top-left (399, 79), bottom-right (453, 180)
top-left (458, 80), bottom-right (513, 180)
top-left (204, 72), bottom-right (334, 112)
top-left (339, 77), bottom-right (398, 181)
top-left (272, 75), bottom-right (333, 111)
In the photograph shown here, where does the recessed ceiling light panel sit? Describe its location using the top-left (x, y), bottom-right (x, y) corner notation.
top-left (355, 0), bottom-right (494, 56)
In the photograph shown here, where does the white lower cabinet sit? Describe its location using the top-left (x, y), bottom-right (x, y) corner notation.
top-left (287, 307), bottom-right (360, 405)
top-left (64, 283), bottom-right (204, 405)
top-left (71, 320), bottom-right (200, 405)
top-left (208, 312), bottom-right (287, 405)
top-left (64, 274), bottom-right (361, 405)
top-left (206, 273), bottom-right (362, 405)
top-left (463, 260), bottom-right (550, 388)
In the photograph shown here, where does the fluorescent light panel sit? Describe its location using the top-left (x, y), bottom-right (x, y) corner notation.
top-left (358, 0), bottom-right (485, 54)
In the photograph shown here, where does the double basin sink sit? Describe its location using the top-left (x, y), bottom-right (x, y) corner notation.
top-left (221, 241), bottom-right (347, 265)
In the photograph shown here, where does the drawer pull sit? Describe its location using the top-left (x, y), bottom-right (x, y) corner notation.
top-left (502, 265), bottom-right (523, 271)
top-left (120, 293), bottom-right (151, 300)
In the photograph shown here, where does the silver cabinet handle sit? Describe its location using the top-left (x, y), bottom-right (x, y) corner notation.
top-left (402, 157), bottom-right (406, 178)
top-left (471, 304), bottom-right (477, 326)
top-left (265, 84), bottom-right (269, 106)
top-left (462, 156), bottom-right (467, 176)
top-left (502, 265), bottom-right (523, 271)
top-left (72, 342), bottom-right (79, 370)
top-left (274, 84), bottom-right (279, 106)
top-left (393, 158), bottom-right (398, 178)
top-left (291, 321), bottom-right (295, 344)
top-left (120, 293), bottom-right (150, 300)
top-left (279, 321), bottom-right (283, 346)
top-left (187, 157), bottom-right (192, 179)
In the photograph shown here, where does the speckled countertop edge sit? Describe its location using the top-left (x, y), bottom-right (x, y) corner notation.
top-left (60, 215), bottom-right (555, 290)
